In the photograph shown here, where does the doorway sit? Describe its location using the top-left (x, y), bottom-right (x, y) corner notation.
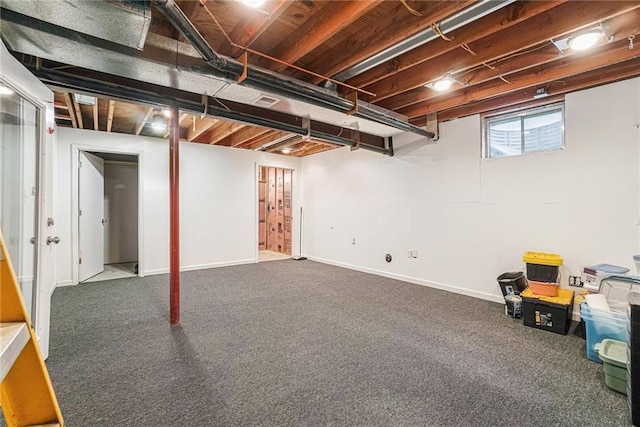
top-left (258, 166), bottom-right (293, 262)
top-left (78, 150), bottom-right (139, 283)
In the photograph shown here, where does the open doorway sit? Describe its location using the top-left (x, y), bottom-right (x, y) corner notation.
top-left (258, 166), bottom-right (293, 262)
top-left (78, 150), bottom-right (139, 283)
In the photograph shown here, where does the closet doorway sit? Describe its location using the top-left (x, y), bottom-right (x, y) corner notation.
top-left (258, 166), bottom-right (292, 262)
top-left (77, 151), bottom-right (139, 283)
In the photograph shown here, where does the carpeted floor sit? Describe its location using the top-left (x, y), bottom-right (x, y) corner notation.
top-left (45, 260), bottom-right (629, 426)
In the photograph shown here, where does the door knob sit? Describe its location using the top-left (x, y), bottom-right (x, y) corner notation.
top-left (46, 236), bottom-right (61, 245)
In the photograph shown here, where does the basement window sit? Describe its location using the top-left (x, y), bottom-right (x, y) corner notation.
top-left (483, 103), bottom-right (564, 158)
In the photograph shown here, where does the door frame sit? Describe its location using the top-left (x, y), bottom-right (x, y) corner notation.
top-left (70, 145), bottom-right (144, 285)
top-left (254, 163), bottom-right (299, 261)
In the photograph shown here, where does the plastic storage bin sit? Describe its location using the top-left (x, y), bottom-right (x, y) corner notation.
top-left (528, 280), bottom-right (559, 297)
top-left (523, 251), bottom-right (562, 282)
top-left (521, 287), bottom-right (573, 335)
top-left (497, 272), bottom-right (527, 297)
top-left (581, 303), bottom-right (627, 363)
top-left (582, 264), bottom-right (630, 292)
top-left (595, 339), bottom-right (628, 394)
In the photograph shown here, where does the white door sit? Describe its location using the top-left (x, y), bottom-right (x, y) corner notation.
top-left (0, 40), bottom-right (57, 358)
top-left (78, 151), bottom-right (105, 282)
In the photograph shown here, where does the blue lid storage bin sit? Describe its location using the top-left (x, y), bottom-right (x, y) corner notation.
top-left (581, 303), bottom-right (627, 363)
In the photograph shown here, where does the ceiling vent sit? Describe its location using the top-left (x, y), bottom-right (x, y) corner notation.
top-left (252, 95), bottom-right (280, 108)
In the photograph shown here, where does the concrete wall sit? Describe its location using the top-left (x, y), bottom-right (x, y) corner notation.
top-left (300, 78), bottom-right (640, 304)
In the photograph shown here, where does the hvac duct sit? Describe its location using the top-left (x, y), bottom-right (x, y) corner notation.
top-left (150, 0), bottom-right (434, 139)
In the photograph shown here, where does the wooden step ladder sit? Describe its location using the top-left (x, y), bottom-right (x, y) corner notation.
top-left (0, 230), bottom-right (63, 426)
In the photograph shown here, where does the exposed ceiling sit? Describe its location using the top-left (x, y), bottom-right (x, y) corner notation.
top-left (2, 0), bottom-right (639, 157)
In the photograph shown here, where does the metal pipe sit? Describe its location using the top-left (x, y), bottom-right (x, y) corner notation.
top-left (169, 106), bottom-right (180, 325)
top-left (150, 0), bottom-right (434, 139)
top-left (333, 0), bottom-right (516, 82)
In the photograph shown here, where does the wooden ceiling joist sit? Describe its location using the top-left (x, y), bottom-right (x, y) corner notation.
top-left (243, 130), bottom-right (289, 150)
top-left (106, 100), bottom-right (115, 132)
top-left (216, 126), bottom-right (271, 147)
top-left (344, 0), bottom-right (566, 90)
top-left (254, 0), bottom-right (383, 73)
top-left (62, 92), bottom-right (77, 128)
top-left (363, 1), bottom-right (640, 104)
top-left (202, 121), bottom-right (244, 145)
top-left (426, 57), bottom-right (640, 124)
top-left (186, 117), bottom-right (218, 142)
top-left (92, 100), bottom-right (99, 131)
top-left (135, 107), bottom-right (154, 136)
top-left (292, 0), bottom-right (475, 84)
top-left (380, 3), bottom-right (640, 113)
top-left (400, 40), bottom-right (640, 119)
top-left (217, 0), bottom-right (290, 58)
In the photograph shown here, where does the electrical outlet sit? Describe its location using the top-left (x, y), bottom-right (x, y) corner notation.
top-left (568, 276), bottom-right (583, 287)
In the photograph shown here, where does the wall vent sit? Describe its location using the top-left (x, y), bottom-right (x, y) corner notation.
top-left (252, 95), bottom-right (280, 108)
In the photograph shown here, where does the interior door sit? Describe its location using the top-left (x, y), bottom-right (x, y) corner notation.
top-left (78, 151), bottom-right (104, 282)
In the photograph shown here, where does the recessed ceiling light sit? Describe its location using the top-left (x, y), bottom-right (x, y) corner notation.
top-left (433, 76), bottom-right (454, 92)
top-left (281, 147), bottom-right (292, 154)
top-left (568, 29), bottom-right (603, 51)
top-left (426, 73), bottom-right (465, 92)
top-left (240, 0), bottom-right (265, 8)
top-left (0, 85), bottom-right (14, 96)
top-left (150, 114), bottom-right (167, 132)
top-left (162, 109), bottom-right (171, 118)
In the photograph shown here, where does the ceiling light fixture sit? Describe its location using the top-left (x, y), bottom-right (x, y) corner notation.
top-left (533, 87), bottom-right (549, 99)
top-left (568, 28), bottom-right (604, 51)
top-left (162, 109), bottom-right (171, 118)
top-left (240, 0), bottom-right (265, 8)
top-left (0, 84), bottom-right (14, 96)
top-left (426, 73), bottom-right (465, 92)
top-left (74, 94), bottom-right (96, 105)
top-left (150, 113), bottom-right (167, 133)
top-left (281, 147), bottom-right (293, 154)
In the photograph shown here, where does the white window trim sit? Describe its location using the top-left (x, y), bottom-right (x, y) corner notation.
top-left (482, 102), bottom-right (565, 159)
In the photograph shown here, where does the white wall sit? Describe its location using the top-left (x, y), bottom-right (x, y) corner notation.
top-left (300, 78), bottom-right (640, 304)
top-left (55, 128), bottom-right (300, 285)
top-left (104, 161), bottom-right (139, 264)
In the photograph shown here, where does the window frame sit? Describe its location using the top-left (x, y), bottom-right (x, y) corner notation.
top-left (482, 102), bottom-right (565, 159)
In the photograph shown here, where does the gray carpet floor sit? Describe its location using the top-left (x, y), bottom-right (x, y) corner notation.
top-left (44, 260), bottom-right (628, 426)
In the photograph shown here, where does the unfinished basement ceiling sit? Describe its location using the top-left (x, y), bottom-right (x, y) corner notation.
top-left (1, 0), bottom-right (640, 157)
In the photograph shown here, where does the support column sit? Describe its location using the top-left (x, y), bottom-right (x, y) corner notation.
top-left (169, 107), bottom-right (180, 325)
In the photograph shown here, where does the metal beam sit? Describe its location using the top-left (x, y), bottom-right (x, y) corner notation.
top-left (27, 65), bottom-right (396, 155)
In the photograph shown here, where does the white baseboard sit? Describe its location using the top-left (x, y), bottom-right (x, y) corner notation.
top-left (55, 280), bottom-right (74, 288)
top-left (144, 259), bottom-right (256, 276)
top-left (309, 256), bottom-right (585, 324)
top-left (52, 279), bottom-right (73, 296)
top-left (307, 256), bottom-right (505, 304)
